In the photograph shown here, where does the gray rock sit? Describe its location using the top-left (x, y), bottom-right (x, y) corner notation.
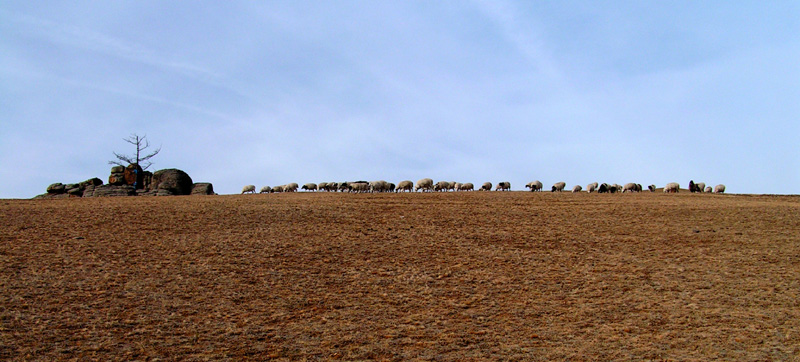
top-left (83, 184), bottom-right (136, 197)
top-left (47, 183), bottom-right (66, 194)
top-left (191, 182), bottom-right (214, 195)
top-left (150, 169), bottom-right (193, 195)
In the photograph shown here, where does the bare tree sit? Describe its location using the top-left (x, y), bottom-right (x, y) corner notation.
top-left (109, 134), bottom-right (161, 170)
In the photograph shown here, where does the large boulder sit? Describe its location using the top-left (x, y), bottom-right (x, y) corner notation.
top-left (47, 183), bottom-right (66, 194)
top-left (150, 169), bottom-right (193, 196)
top-left (191, 182), bottom-right (214, 195)
top-left (123, 163), bottom-right (145, 188)
top-left (83, 184), bottom-right (136, 197)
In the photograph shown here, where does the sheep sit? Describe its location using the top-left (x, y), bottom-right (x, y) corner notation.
top-left (348, 182), bottom-right (370, 193)
top-left (612, 184), bottom-right (622, 193)
top-left (705, 186), bottom-right (713, 193)
top-left (526, 180), bottom-right (543, 192)
top-left (415, 178), bottom-right (434, 192)
top-left (448, 181), bottom-right (457, 192)
top-left (664, 182), bottom-right (680, 193)
top-left (551, 182), bottom-right (566, 192)
top-left (648, 184), bottom-right (656, 192)
top-left (434, 181), bottom-right (452, 192)
top-left (598, 183), bottom-right (609, 193)
top-left (302, 183), bottom-right (318, 191)
top-left (636, 184), bottom-right (643, 192)
top-left (283, 183), bottom-right (299, 192)
top-left (586, 182), bottom-right (598, 193)
top-left (396, 180), bottom-right (414, 192)
top-left (696, 182), bottom-right (706, 193)
top-left (272, 185), bottom-right (285, 193)
top-left (623, 183), bottom-right (637, 193)
top-left (572, 185), bottom-right (582, 193)
top-left (714, 184), bottom-right (726, 193)
top-left (480, 182), bottom-right (492, 191)
top-left (241, 185), bottom-right (256, 194)
top-left (496, 181), bottom-right (511, 191)
top-left (369, 180), bottom-right (389, 193)
top-left (259, 186), bottom-right (272, 194)
top-left (459, 182), bottom-right (474, 191)
top-left (317, 182), bottom-right (329, 191)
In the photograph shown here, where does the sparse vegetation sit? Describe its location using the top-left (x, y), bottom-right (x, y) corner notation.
top-left (2, 192), bottom-right (799, 360)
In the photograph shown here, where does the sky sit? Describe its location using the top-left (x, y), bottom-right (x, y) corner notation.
top-left (1, 1), bottom-right (798, 198)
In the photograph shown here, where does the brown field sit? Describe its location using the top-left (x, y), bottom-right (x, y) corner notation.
top-left (1, 192), bottom-right (799, 361)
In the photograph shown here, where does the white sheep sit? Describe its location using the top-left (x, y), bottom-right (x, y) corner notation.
top-left (526, 180), bottom-right (543, 192)
top-left (459, 182), bottom-right (474, 191)
top-left (623, 183), bottom-right (637, 193)
top-left (415, 178), bottom-right (434, 192)
top-left (434, 181), bottom-right (452, 192)
top-left (242, 185), bottom-right (256, 194)
top-left (572, 185), bottom-right (582, 193)
top-left (586, 182), bottom-right (598, 193)
top-left (705, 186), bottom-right (712, 193)
top-left (648, 184), bottom-right (656, 192)
top-left (272, 185), bottom-right (285, 193)
top-left (302, 183), bottom-right (317, 191)
top-left (480, 182), bottom-right (492, 191)
top-left (714, 184), bottom-right (726, 193)
top-left (396, 180), bottom-right (413, 192)
top-left (664, 182), bottom-right (680, 193)
top-left (496, 181), bottom-right (511, 191)
top-left (551, 182), bottom-right (566, 192)
top-left (259, 186), bottom-right (272, 194)
top-left (696, 182), bottom-right (706, 193)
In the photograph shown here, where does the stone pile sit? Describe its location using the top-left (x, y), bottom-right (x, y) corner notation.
top-left (34, 165), bottom-right (214, 198)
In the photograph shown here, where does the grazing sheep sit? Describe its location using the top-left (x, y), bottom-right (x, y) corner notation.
top-left (302, 183), bottom-right (318, 191)
top-left (283, 183), bottom-right (299, 192)
top-left (480, 182), bottom-right (492, 191)
top-left (636, 184), bottom-right (643, 192)
top-left (459, 182), bottom-right (474, 191)
top-left (664, 182), bottom-right (680, 193)
top-left (689, 180), bottom-right (697, 193)
top-left (714, 184), bottom-right (726, 193)
top-left (572, 185), bottom-right (582, 193)
top-left (612, 184), bottom-right (622, 193)
top-left (623, 183), bottom-right (637, 193)
top-left (241, 185), bottom-right (256, 194)
top-left (259, 186), bottom-right (272, 194)
top-left (705, 186), bottom-right (712, 193)
top-left (454, 182), bottom-right (462, 191)
top-left (496, 182), bottom-right (511, 191)
top-left (696, 182), bottom-right (706, 193)
top-left (396, 180), bottom-right (414, 192)
top-left (415, 178), bottom-right (434, 192)
top-left (434, 181), bottom-right (452, 192)
top-left (272, 185), bottom-right (285, 193)
top-left (348, 182), bottom-right (370, 193)
top-left (526, 180), bottom-right (543, 192)
top-left (317, 182), bottom-right (329, 191)
top-left (648, 184), bottom-right (656, 192)
top-left (369, 180), bottom-right (389, 193)
top-left (551, 182), bottom-right (566, 192)
top-left (598, 183), bottom-right (609, 193)
top-left (586, 182), bottom-right (598, 193)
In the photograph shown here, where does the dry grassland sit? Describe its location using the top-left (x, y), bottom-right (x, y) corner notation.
top-left (1, 192), bottom-right (799, 361)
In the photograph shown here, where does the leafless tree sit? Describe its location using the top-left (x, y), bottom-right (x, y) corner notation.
top-left (109, 134), bottom-right (161, 170)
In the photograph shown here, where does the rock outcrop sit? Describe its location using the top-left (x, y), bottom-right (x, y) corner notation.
top-left (150, 169), bottom-right (194, 196)
top-left (37, 166), bottom-right (211, 198)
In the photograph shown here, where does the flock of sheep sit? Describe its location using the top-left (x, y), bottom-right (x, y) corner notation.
top-left (241, 179), bottom-right (726, 194)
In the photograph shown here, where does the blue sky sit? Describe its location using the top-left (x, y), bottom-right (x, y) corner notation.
top-left (1, 1), bottom-right (798, 197)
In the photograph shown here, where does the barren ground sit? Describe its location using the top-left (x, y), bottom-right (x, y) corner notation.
top-left (1, 192), bottom-right (799, 361)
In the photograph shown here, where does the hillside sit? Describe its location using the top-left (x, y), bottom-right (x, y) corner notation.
top-left (1, 192), bottom-right (799, 360)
